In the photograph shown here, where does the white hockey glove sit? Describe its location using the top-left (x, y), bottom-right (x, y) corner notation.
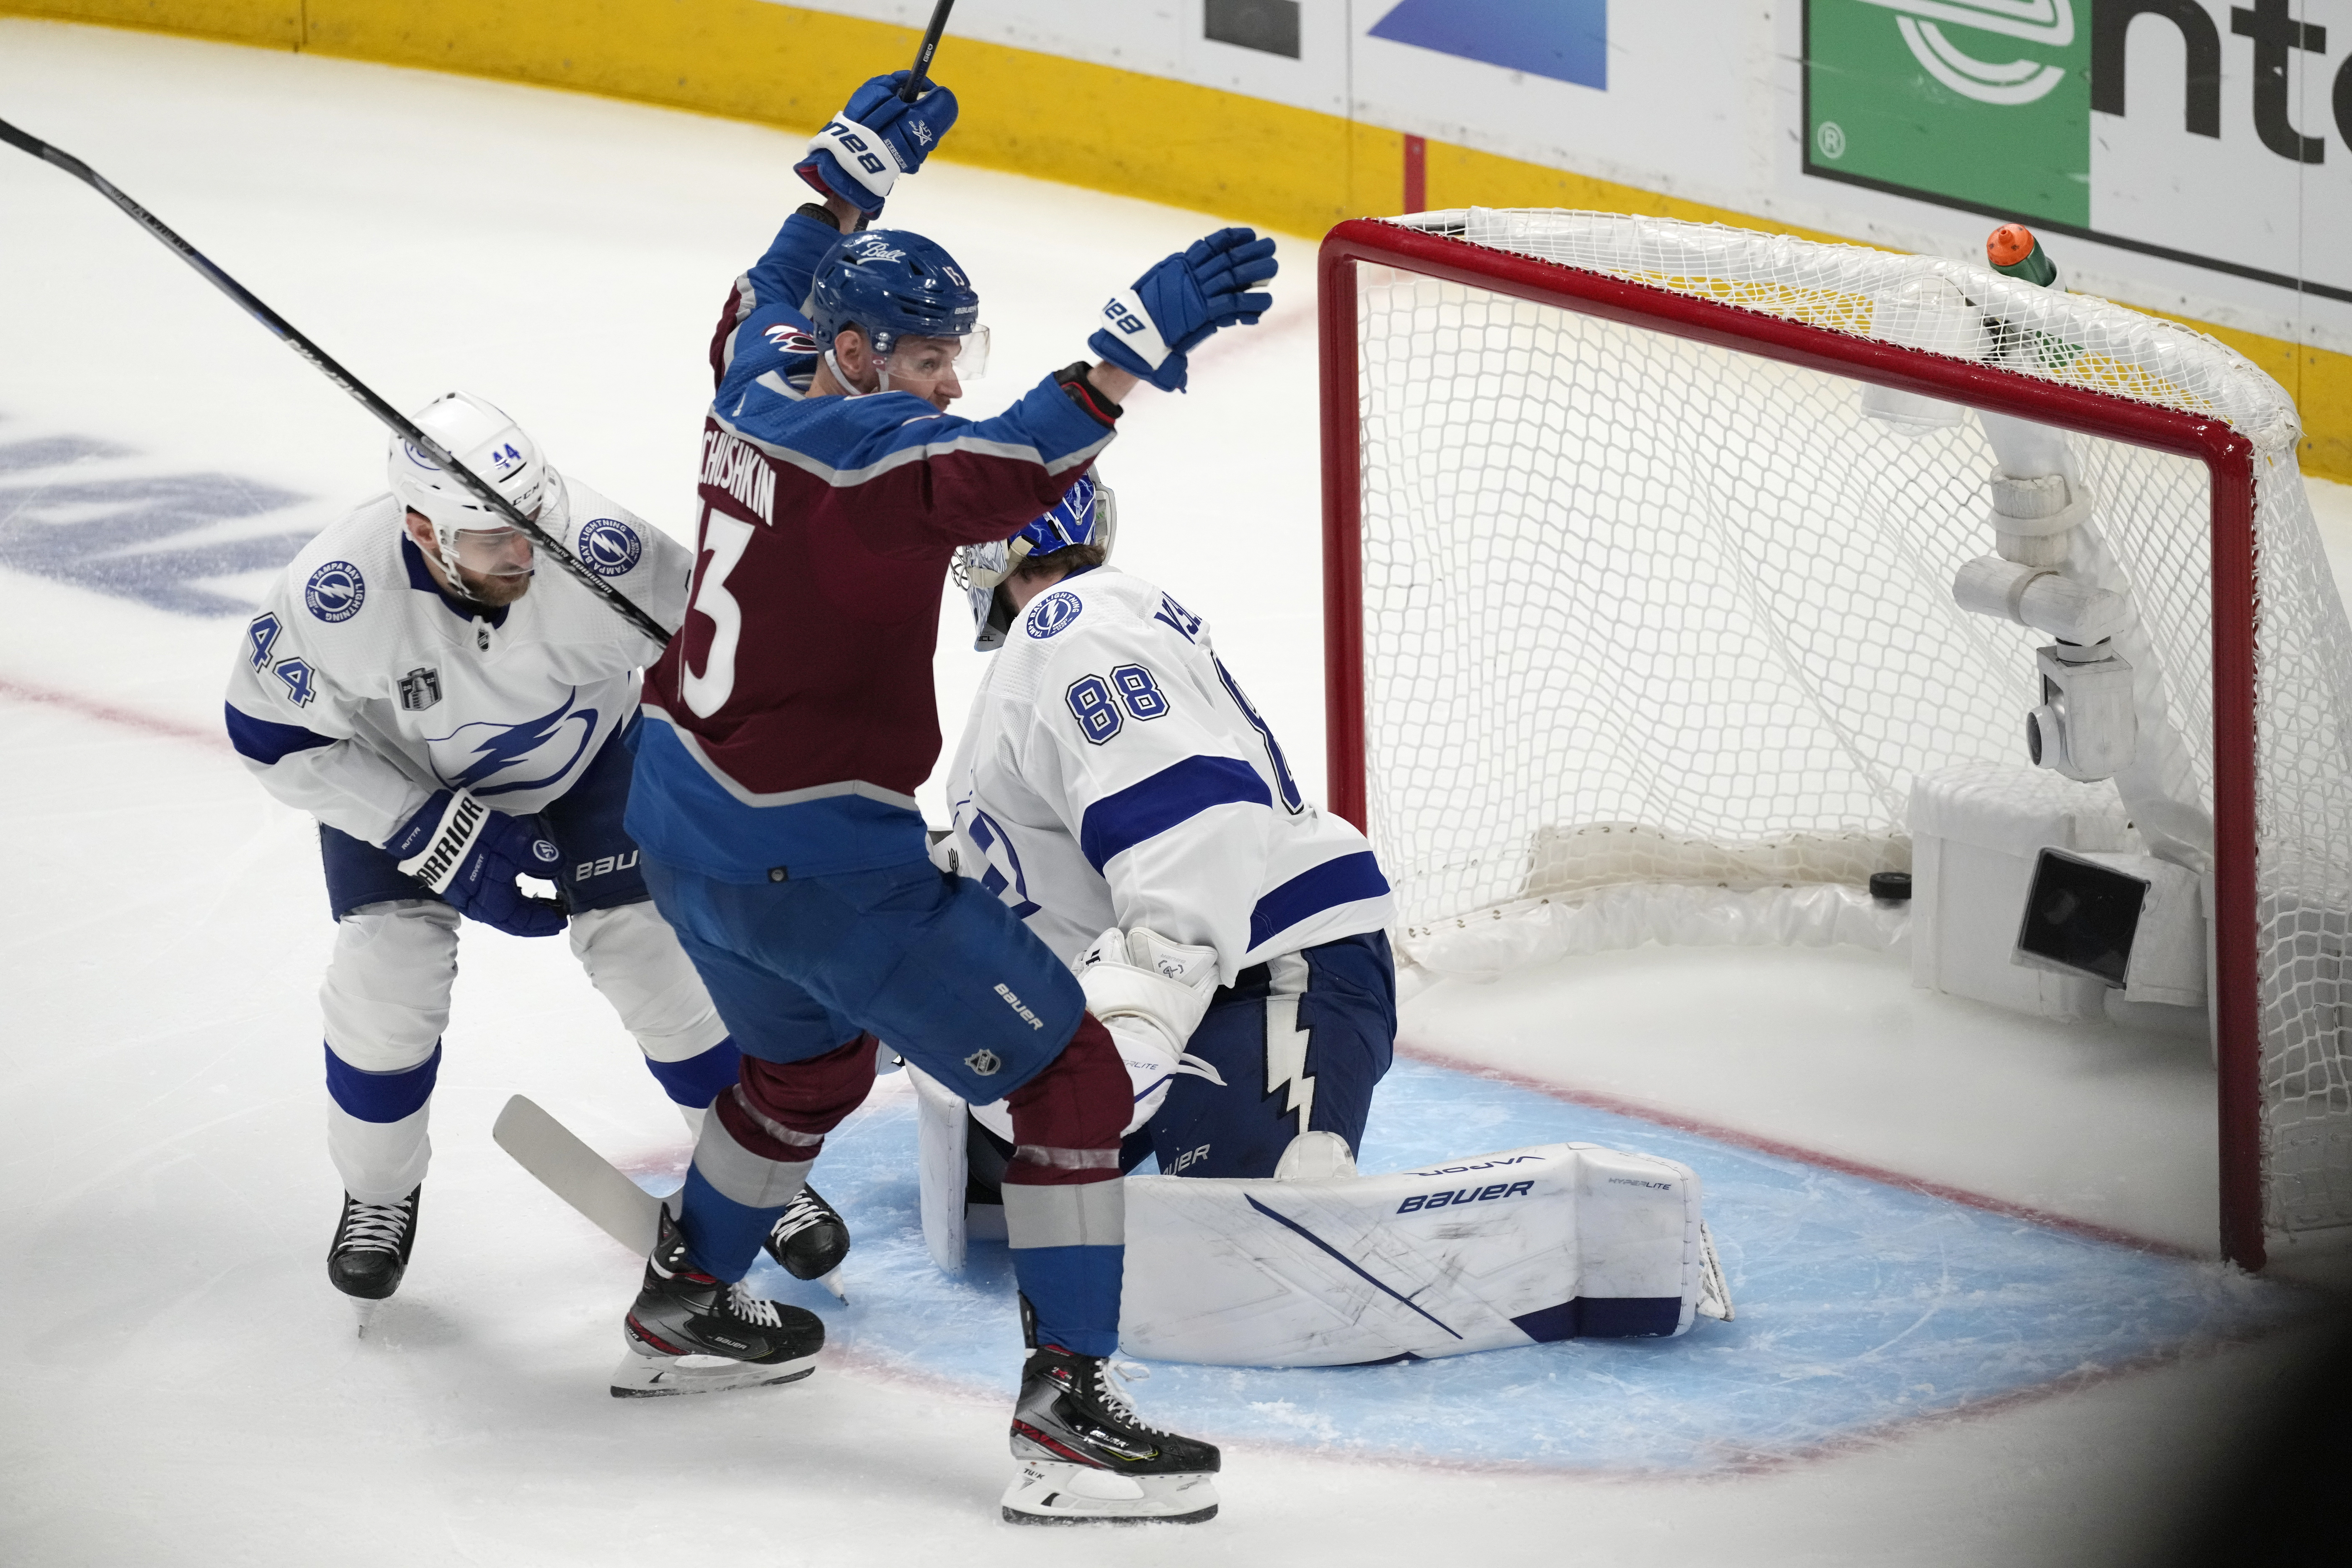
top-left (1079, 927), bottom-right (1228, 1132)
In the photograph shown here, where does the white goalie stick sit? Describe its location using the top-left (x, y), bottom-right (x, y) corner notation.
top-left (491, 1094), bottom-right (845, 1300)
top-left (0, 114), bottom-right (676, 647)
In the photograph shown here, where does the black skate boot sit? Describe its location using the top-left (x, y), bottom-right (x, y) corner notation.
top-left (328, 1186), bottom-right (420, 1329)
top-left (613, 1205), bottom-right (825, 1398)
top-left (760, 1182), bottom-right (850, 1293)
top-left (1003, 1329), bottom-right (1221, 1525)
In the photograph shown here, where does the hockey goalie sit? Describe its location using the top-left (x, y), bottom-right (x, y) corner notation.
top-left (926, 478), bottom-right (1733, 1366)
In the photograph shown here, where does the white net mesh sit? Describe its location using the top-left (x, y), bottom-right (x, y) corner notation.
top-left (1348, 208), bottom-right (2352, 1235)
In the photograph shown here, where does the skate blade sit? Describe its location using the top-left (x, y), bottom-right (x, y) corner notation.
top-left (350, 1298), bottom-right (379, 1337)
top-left (818, 1270), bottom-right (847, 1303)
top-left (999, 1461), bottom-right (1219, 1525)
top-left (609, 1347), bottom-right (817, 1399)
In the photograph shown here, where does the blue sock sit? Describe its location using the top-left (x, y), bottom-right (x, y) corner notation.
top-left (1013, 1244), bottom-right (1125, 1358)
top-left (644, 1035), bottom-right (742, 1107)
top-left (675, 1163), bottom-right (783, 1284)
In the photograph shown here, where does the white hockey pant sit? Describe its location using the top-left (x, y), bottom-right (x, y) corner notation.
top-left (320, 898), bottom-right (730, 1200)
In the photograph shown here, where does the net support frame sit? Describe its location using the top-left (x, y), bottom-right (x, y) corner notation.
top-left (1317, 217), bottom-right (2264, 1270)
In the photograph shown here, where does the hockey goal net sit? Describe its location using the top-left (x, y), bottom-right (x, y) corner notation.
top-left (1319, 209), bottom-right (2352, 1267)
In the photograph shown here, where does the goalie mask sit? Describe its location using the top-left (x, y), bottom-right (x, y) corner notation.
top-left (387, 392), bottom-right (566, 593)
top-left (954, 472), bottom-right (1117, 652)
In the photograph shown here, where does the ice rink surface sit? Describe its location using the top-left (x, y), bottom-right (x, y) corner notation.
top-left (5, 20), bottom-right (2352, 1566)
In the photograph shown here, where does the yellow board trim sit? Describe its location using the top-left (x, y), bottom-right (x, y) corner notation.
top-left (4, 0), bottom-right (2346, 479)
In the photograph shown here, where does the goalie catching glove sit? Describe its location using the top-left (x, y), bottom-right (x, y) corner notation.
top-left (795, 70), bottom-right (959, 218)
top-left (1088, 228), bottom-right (1278, 393)
top-left (384, 789), bottom-right (567, 938)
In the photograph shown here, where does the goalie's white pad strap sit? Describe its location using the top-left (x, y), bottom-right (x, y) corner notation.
top-left (1118, 1142), bottom-right (1729, 1365)
top-left (805, 116), bottom-right (906, 201)
top-left (394, 790), bottom-right (488, 892)
top-left (1098, 287), bottom-right (1173, 369)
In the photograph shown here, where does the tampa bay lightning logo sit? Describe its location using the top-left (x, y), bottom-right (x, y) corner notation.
top-left (428, 687), bottom-right (598, 797)
top-left (1026, 590), bottom-right (1083, 640)
top-left (304, 561), bottom-right (366, 622)
top-left (576, 517), bottom-right (642, 578)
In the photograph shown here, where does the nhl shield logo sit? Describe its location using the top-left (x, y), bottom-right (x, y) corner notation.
top-left (964, 1048), bottom-right (1003, 1077)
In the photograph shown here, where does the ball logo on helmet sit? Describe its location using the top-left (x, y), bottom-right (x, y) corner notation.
top-left (577, 518), bottom-right (644, 578)
top-left (304, 561), bottom-right (367, 623)
top-left (401, 439), bottom-right (442, 472)
top-left (1026, 591), bottom-right (1084, 640)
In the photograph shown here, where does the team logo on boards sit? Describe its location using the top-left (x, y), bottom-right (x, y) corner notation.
top-left (1026, 591), bottom-right (1083, 640)
top-left (398, 666), bottom-right (442, 712)
top-left (304, 561), bottom-right (366, 622)
top-left (965, 1048), bottom-right (1003, 1076)
top-left (577, 518), bottom-right (643, 578)
top-left (1367, 0), bottom-right (1607, 90)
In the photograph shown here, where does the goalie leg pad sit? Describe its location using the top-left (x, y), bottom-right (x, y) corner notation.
top-left (1119, 1142), bottom-right (1723, 1365)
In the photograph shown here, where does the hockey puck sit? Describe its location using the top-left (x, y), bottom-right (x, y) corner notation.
top-left (1868, 871), bottom-right (1912, 903)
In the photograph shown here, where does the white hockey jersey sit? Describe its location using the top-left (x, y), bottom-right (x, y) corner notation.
top-left (944, 567), bottom-right (1392, 982)
top-left (223, 477), bottom-right (691, 844)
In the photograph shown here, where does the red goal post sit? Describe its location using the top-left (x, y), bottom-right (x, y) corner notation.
top-left (1318, 213), bottom-right (2281, 1267)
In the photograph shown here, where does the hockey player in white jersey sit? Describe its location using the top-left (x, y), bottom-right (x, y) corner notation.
top-left (941, 473), bottom-right (1398, 1191)
top-left (223, 393), bottom-right (844, 1314)
top-left (925, 480), bottom-right (1735, 1369)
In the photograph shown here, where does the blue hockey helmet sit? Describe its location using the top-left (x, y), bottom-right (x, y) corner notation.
top-left (806, 228), bottom-right (987, 380)
top-left (955, 472), bottom-right (1118, 651)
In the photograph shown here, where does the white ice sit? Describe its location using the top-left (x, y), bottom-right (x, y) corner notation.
top-left (4, 19), bottom-right (2349, 1565)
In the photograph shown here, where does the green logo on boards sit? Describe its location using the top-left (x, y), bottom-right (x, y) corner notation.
top-left (1805, 0), bottom-right (2090, 227)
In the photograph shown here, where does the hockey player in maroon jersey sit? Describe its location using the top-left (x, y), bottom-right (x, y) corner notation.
top-left (612, 68), bottom-right (1277, 1523)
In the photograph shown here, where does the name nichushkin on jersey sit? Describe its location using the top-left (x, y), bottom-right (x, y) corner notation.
top-left (700, 428), bottom-right (777, 525)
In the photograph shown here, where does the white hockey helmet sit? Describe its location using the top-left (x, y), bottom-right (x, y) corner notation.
top-left (953, 472), bottom-right (1117, 652)
top-left (387, 392), bottom-right (565, 586)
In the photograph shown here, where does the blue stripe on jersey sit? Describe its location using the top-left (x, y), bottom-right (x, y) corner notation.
top-left (225, 702), bottom-right (336, 765)
top-left (1076, 754), bottom-right (1272, 872)
top-left (325, 1040), bottom-right (441, 1124)
top-left (1248, 851), bottom-right (1392, 951)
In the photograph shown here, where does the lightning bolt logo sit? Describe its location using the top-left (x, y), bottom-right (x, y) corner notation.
top-left (429, 687), bottom-right (598, 796)
top-left (1264, 953), bottom-right (1315, 1133)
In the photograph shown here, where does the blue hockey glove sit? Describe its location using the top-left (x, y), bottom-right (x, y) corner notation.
top-left (1087, 227), bottom-right (1279, 392)
top-left (795, 70), bottom-right (960, 217)
top-left (385, 789), bottom-right (567, 939)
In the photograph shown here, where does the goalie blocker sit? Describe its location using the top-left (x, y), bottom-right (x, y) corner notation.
top-left (910, 1065), bottom-right (1731, 1366)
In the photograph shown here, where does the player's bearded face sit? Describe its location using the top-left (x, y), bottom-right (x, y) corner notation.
top-left (447, 524), bottom-right (535, 604)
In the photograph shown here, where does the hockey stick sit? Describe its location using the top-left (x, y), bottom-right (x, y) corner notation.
top-left (0, 115), bottom-right (676, 647)
top-left (898, 0), bottom-right (956, 99)
top-left (492, 1094), bottom-right (846, 1300)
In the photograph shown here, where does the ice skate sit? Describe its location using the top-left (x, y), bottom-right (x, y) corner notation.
top-left (1001, 1344), bottom-right (1220, 1525)
top-left (329, 1186), bottom-right (420, 1329)
top-left (613, 1205), bottom-right (824, 1398)
top-left (761, 1182), bottom-right (850, 1300)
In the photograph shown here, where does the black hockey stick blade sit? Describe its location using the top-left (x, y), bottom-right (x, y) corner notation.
top-left (900, 0), bottom-right (956, 99)
top-left (0, 112), bottom-right (676, 647)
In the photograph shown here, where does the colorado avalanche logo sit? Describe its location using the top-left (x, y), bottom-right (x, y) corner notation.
top-left (304, 561), bottom-right (366, 623)
top-left (576, 517), bottom-right (643, 578)
top-left (1026, 591), bottom-right (1083, 640)
top-left (762, 324), bottom-right (818, 356)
